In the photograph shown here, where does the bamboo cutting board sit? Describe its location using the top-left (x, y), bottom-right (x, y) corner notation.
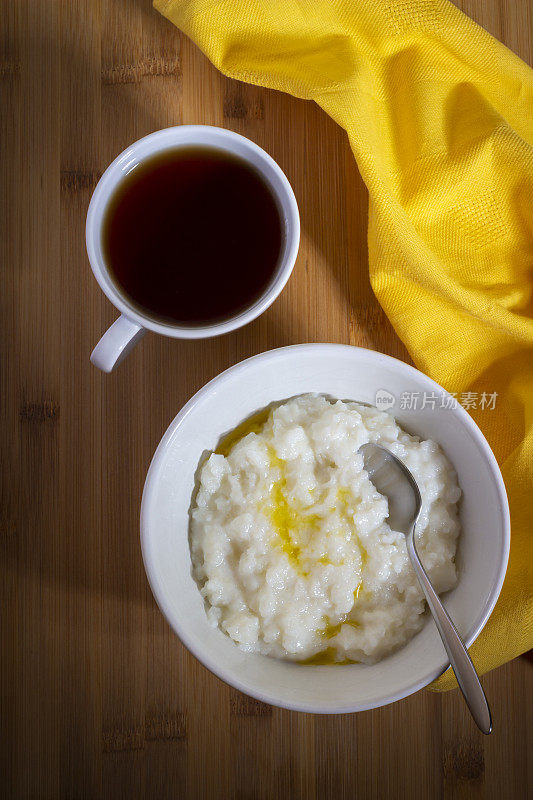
top-left (1, 1), bottom-right (532, 797)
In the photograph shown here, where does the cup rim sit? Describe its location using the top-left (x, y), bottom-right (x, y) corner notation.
top-left (140, 343), bottom-right (511, 713)
top-left (86, 126), bottom-right (300, 339)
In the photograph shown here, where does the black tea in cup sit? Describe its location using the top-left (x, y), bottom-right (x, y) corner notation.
top-left (103, 146), bottom-right (284, 326)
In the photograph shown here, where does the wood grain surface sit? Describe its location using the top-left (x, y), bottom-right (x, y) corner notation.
top-left (2, 1), bottom-right (532, 798)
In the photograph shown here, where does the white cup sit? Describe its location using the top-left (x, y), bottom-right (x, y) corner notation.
top-left (86, 126), bottom-right (300, 372)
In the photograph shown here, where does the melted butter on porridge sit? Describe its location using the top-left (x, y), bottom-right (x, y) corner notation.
top-left (190, 394), bottom-right (461, 664)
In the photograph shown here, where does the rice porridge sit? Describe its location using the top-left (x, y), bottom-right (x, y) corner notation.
top-left (190, 394), bottom-right (461, 664)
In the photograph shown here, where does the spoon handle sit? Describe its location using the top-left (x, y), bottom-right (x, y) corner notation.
top-left (406, 530), bottom-right (492, 735)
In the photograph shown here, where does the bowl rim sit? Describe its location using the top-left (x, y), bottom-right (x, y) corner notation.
top-left (140, 343), bottom-right (511, 713)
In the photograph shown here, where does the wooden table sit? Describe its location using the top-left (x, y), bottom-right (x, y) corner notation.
top-left (2, 1), bottom-right (532, 797)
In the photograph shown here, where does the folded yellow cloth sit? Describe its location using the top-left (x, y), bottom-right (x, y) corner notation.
top-left (155, 0), bottom-right (533, 688)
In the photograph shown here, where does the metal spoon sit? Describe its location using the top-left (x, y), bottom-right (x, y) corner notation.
top-left (359, 442), bottom-right (492, 735)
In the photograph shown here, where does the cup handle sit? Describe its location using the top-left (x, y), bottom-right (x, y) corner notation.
top-left (91, 314), bottom-right (145, 372)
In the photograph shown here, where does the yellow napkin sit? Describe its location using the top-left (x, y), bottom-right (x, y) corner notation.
top-left (155, 0), bottom-right (533, 689)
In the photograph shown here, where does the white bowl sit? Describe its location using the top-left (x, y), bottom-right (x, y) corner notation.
top-left (141, 345), bottom-right (510, 713)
